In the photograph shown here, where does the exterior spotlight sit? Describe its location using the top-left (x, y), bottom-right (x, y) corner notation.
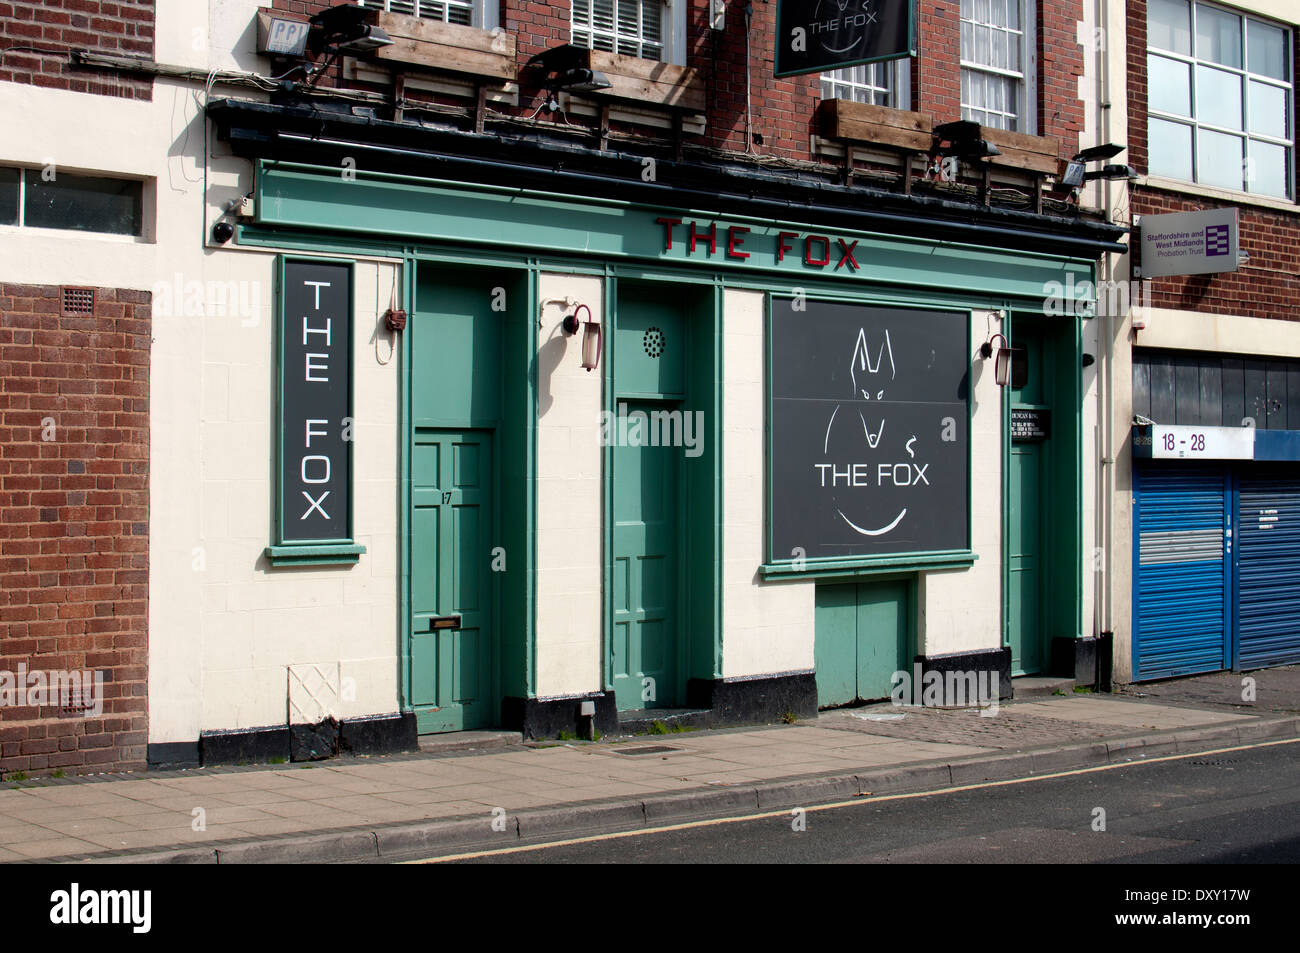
top-left (556, 68), bottom-right (612, 94)
top-left (309, 5), bottom-right (394, 55)
top-left (1084, 164), bottom-right (1139, 182)
top-left (980, 333), bottom-right (1014, 387)
top-left (931, 120), bottom-right (1001, 161)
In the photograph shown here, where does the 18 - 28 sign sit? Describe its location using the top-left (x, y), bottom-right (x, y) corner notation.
top-left (775, 0), bottom-right (915, 78)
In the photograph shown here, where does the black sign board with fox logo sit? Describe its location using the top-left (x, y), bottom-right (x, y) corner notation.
top-left (775, 0), bottom-right (915, 78)
top-left (768, 298), bottom-right (969, 561)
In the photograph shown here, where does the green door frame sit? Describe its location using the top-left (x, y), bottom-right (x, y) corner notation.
top-left (1001, 309), bottom-right (1086, 672)
top-left (602, 271), bottom-right (725, 707)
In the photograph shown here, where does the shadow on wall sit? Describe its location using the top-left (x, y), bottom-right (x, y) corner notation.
top-left (535, 323), bottom-right (569, 420)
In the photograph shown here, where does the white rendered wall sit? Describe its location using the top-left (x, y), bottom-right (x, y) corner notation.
top-left (720, 289), bottom-right (816, 678)
top-left (0, 0), bottom-right (405, 742)
top-left (917, 310), bottom-right (1005, 658)
top-left (533, 274), bottom-right (604, 697)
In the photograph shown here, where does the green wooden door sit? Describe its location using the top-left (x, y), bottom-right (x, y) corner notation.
top-left (1008, 325), bottom-right (1049, 675)
top-left (815, 579), bottom-right (911, 707)
top-left (1008, 443), bottom-right (1044, 674)
top-left (411, 429), bottom-right (495, 731)
top-left (612, 402), bottom-right (680, 710)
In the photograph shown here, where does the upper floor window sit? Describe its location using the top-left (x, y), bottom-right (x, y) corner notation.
top-left (571, 0), bottom-right (682, 64)
top-left (960, 0), bottom-right (1036, 133)
top-left (821, 61), bottom-right (911, 109)
top-left (1147, 0), bottom-right (1293, 199)
top-left (355, 0), bottom-right (496, 31)
top-left (0, 167), bottom-right (143, 237)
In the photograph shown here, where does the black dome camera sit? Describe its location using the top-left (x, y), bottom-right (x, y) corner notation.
top-left (212, 220), bottom-right (235, 244)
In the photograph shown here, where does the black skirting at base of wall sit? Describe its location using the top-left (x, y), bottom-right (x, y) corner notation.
top-left (501, 691), bottom-right (618, 740)
top-left (909, 647), bottom-right (1013, 703)
top-left (1051, 634), bottom-right (1113, 690)
top-left (148, 711), bottom-right (418, 770)
top-left (687, 672), bottom-right (819, 726)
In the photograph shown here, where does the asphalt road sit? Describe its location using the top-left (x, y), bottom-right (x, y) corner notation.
top-left (417, 738), bottom-right (1300, 864)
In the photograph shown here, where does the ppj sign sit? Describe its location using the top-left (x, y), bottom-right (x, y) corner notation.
top-left (775, 0), bottom-right (914, 78)
top-left (768, 299), bottom-right (969, 561)
top-left (275, 258), bottom-right (354, 545)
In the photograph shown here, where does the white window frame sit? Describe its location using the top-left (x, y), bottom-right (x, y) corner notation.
top-left (821, 60), bottom-right (912, 110)
top-left (356, 0), bottom-right (498, 32)
top-left (959, 0), bottom-right (1037, 134)
top-left (1146, 0), bottom-right (1294, 200)
top-left (570, 0), bottom-right (685, 66)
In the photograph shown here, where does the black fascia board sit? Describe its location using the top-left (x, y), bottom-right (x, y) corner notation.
top-left (207, 98), bottom-right (1128, 257)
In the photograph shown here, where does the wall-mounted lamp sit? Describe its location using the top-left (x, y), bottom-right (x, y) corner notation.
top-left (980, 332), bottom-right (1014, 387)
top-left (562, 304), bottom-right (602, 372)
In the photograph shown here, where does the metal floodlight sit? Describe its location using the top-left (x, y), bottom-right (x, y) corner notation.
top-left (1084, 163), bottom-right (1139, 182)
top-left (931, 120), bottom-right (1001, 162)
top-left (556, 68), bottom-right (612, 94)
top-left (309, 4), bottom-right (394, 54)
top-left (1072, 143), bottom-right (1126, 164)
top-left (524, 43), bottom-right (589, 73)
top-left (334, 25), bottom-right (392, 53)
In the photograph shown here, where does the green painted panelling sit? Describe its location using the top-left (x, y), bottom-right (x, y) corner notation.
top-left (815, 585), bottom-right (859, 706)
top-left (615, 294), bottom-right (685, 397)
top-left (412, 274), bottom-right (502, 425)
top-left (815, 579), bottom-right (911, 707)
top-left (257, 162), bottom-right (1095, 301)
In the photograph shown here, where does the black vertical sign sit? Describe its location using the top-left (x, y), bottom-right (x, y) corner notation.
top-left (775, 0), bottom-right (915, 78)
top-left (278, 259), bottom-right (352, 544)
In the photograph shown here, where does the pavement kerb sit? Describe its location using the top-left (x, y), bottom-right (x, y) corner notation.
top-left (21, 713), bottom-right (1300, 864)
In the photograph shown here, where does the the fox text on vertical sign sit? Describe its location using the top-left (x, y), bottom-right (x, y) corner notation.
top-left (278, 259), bottom-right (353, 544)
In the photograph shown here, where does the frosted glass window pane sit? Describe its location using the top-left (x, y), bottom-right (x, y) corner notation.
top-left (1006, 0), bottom-right (1019, 30)
top-left (1247, 19), bottom-right (1288, 81)
top-left (1149, 118), bottom-right (1193, 180)
top-left (1198, 128), bottom-right (1244, 189)
top-left (1248, 81), bottom-right (1287, 139)
top-left (1148, 0), bottom-right (1191, 55)
top-left (1196, 6), bottom-right (1241, 69)
top-left (1196, 64), bottom-right (1243, 130)
top-left (1248, 141), bottom-right (1289, 197)
top-left (1149, 54), bottom-right (1191, 116)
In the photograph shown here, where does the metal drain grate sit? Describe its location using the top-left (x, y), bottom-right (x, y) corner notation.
top-left (61, 286), bottom-right (95, 316)
top-left (643, 326), bottom-right (665, 358)
top-left (614, 744), bottom-right (682, 756)
top-left (1190, 759), bottom-right (1239, 766)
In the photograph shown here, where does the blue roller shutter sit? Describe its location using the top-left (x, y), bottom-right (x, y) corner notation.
top-left (1236, 475), bottom-right (1300, 669)
top-left (1133, 464), bottom-right (1230, 681)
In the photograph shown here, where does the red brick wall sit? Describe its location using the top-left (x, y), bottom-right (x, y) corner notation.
top-left (1127, 0), bottom-right (1300, 321)
top-left (1037, 0), bottom-right (1085, 155)
top-left (0, 284), bottom-right (150, 778)
top-left (272, 1), bottom-right (1089, 164)
top-left (0, 0), bottom-right (155, 99)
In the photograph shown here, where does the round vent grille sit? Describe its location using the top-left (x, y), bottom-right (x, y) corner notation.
top-left (643, 326), bottom-right (665, 358)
